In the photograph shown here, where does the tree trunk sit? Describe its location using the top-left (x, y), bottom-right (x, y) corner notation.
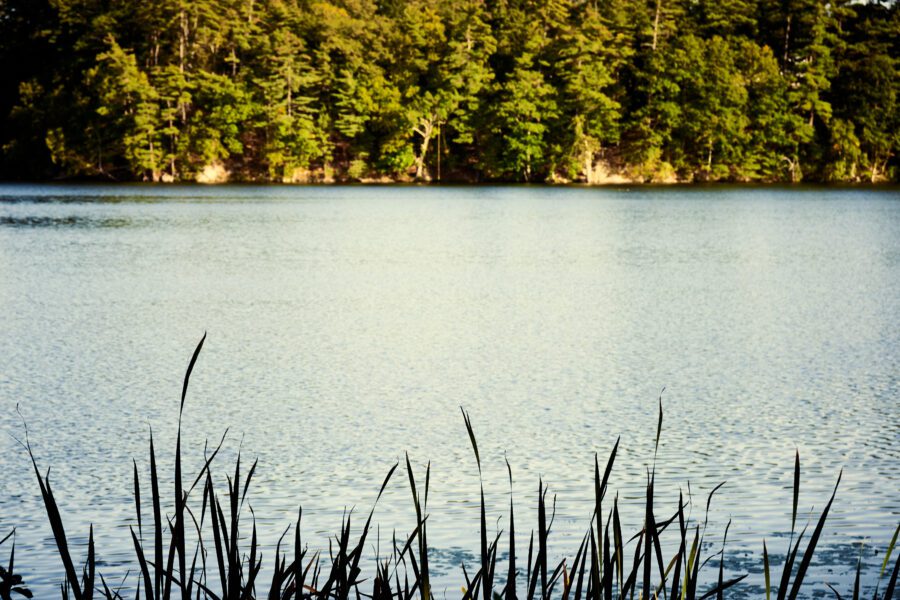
top-left (167, 104), bottom-right (177, 178)
top-left (179, 8), bottom-right (189, 123)
top-left (782, 156), bottom-right (799, 182)
top-left (652, 0), bottom-right (663, 51)
top-left (286, 71), bottom-right (292, 118)
top-left (179, 9), bottom-right (187, 74)
top-left (783, 15), bottom-right (792, 69)
top-left (583, 148), bottom-right (593, 184)
top-left (149, 139), bottom-right (160, 182)
top-left (413, 116), bottom-right (435, 180)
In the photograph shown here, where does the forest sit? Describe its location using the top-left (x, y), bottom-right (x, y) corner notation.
top-left (0, 0), bottom-right (898, 184)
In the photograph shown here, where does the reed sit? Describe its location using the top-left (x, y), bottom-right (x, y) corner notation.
top-left (0, 529), bottom-right (32, 599)
top-left (12, 336), bottom-right (900, 600)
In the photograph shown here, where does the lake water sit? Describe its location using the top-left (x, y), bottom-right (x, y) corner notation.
top-left (0, 184), bottom-right (898, 598)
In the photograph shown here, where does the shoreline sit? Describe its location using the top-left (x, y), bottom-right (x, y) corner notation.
top-left (2, 179), bottom-right (900, 189)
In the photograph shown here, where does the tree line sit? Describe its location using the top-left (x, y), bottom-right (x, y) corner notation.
top-left (1, 0), bottom-right (898, 183)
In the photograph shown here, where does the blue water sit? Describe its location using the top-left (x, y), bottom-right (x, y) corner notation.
top-left (0, 184), bottom-right (898, 597)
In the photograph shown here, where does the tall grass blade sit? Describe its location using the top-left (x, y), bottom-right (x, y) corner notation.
top-left (460, 408), bottom-right (481, 474)
top-left (352, 463), bottom-right (399, 575)
top-left (506, 458), bottom-right (516, 600)
top-left (705, 482), bottom-right (726, 522)
top-left (686, 526), bottom-right (700, 600)
top-left (572, 532), bottom-right (588, 600)
top-left (777, 526), bottom-right (806, 600)
top-left (206, 477), bottom-right (227, 597)
top-left (293, 508), bottom-right (304, 600)
top-left (148, 431), bottom-right (162, 600)
top-left (174, 334), bottom-right (206, 600)
top-left (884, 541), bottom-right (899, 600)
top-left (621, 535), bottom-right (641, 600)
top-left (241, 459), bottom-right (258, 507)
top-left (655, 392), bottom-right (664, 458)
top-left (881, 523), bottom-right (899, 578)
top-left (602, 516), bottom-right (612, 600)
top-left (715, 520), bottom-right (730, 600)
top-left (588, 530), bottom-right (600, 600)
top-left (26, 446), bottom-right (83, 600)
top-left (594, 437), bottom-right (619, 597)
top-left (562, 533), bottom-right (587, 600)
top-left (405, 455), bottom-right (429, 600)
top-left (596, 439), bottom-right (619, 517)
top-left (84, 525), bottom-right (95, 600)
top-left (133, 462), bottom-right (142, 543)
top-left (642, 472), bottom-right (653, 600)
top-left (697, 575), bottom-right (747, 600)
top-left (1, 530), bottom-right (33, 599)
top-left (538, 482), bottom-right (548, 599)
top-left (180, 333), bottom-right (206, 416)
top-left (792, 451), bottom-right (800, 537)
top-left (130, 528), bottom-right (153, 600)
top-left (613, 497), bottom-right (623, 598)
top-left (669, 493), bottom-right (684, 600)
top-left (480, 484), bottom-right (489, 600)
top-left (526, 532), bottom-right (536, 600)
top-left (460, 409), bottom-right (490, 600)
top-left (786, 471), bottom-right (842, 600)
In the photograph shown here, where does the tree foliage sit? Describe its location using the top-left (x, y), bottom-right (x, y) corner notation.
top-left (1, 0), bottom-right (898, 182)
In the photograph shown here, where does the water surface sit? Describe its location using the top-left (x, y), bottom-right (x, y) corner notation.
top-left (0, 184), bottom-right (898, 597)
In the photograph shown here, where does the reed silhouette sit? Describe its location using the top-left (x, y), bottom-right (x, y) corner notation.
top-left (13, 336), bottom-right (900, 600)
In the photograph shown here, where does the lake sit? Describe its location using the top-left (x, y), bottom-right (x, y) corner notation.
top-left (0, 184), bottom-right (898, 598)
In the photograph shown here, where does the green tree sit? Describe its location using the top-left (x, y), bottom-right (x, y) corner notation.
top-left (391, 0), bottom-right (495, 180)
top-left (90, 37), bottom-right (165, 180)
top-left (254, 11), bottom-right (327, 180)
top-left (491, 53), bottom-right (558, 180)
top-left (830, 4), bottom-right (899, 182)
top-left (554, 1), bottom-right (623, 181)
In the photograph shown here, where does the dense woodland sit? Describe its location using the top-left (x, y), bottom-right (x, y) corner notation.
top-left (1, 0), bottom-right (898, 183)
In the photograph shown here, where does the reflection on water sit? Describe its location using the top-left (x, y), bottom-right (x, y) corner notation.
top-left (0, 215), bottom-right (134, 228)
top-left (0, 184), bottom-right (898, 598)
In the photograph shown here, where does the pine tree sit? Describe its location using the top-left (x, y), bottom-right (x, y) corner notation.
top-left (254, 4), bottom-right (327, 180)
top-left (553, 1), bottom-right (623, 182)
top-left (621, 0), bottom-right (687, 180)
top-left (829, 2), bottom-right (899, 182)
top-left (482, 0), bottom-right (559, 181)
top-left (91, 37), bottom-right (165, 180)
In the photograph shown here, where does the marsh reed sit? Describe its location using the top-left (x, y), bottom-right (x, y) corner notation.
top-left (6, 335), bottom-right (900, 600)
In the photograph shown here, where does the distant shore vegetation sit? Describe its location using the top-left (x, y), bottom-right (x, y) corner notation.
top-left (0, 0), bottom-right (898, 184)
